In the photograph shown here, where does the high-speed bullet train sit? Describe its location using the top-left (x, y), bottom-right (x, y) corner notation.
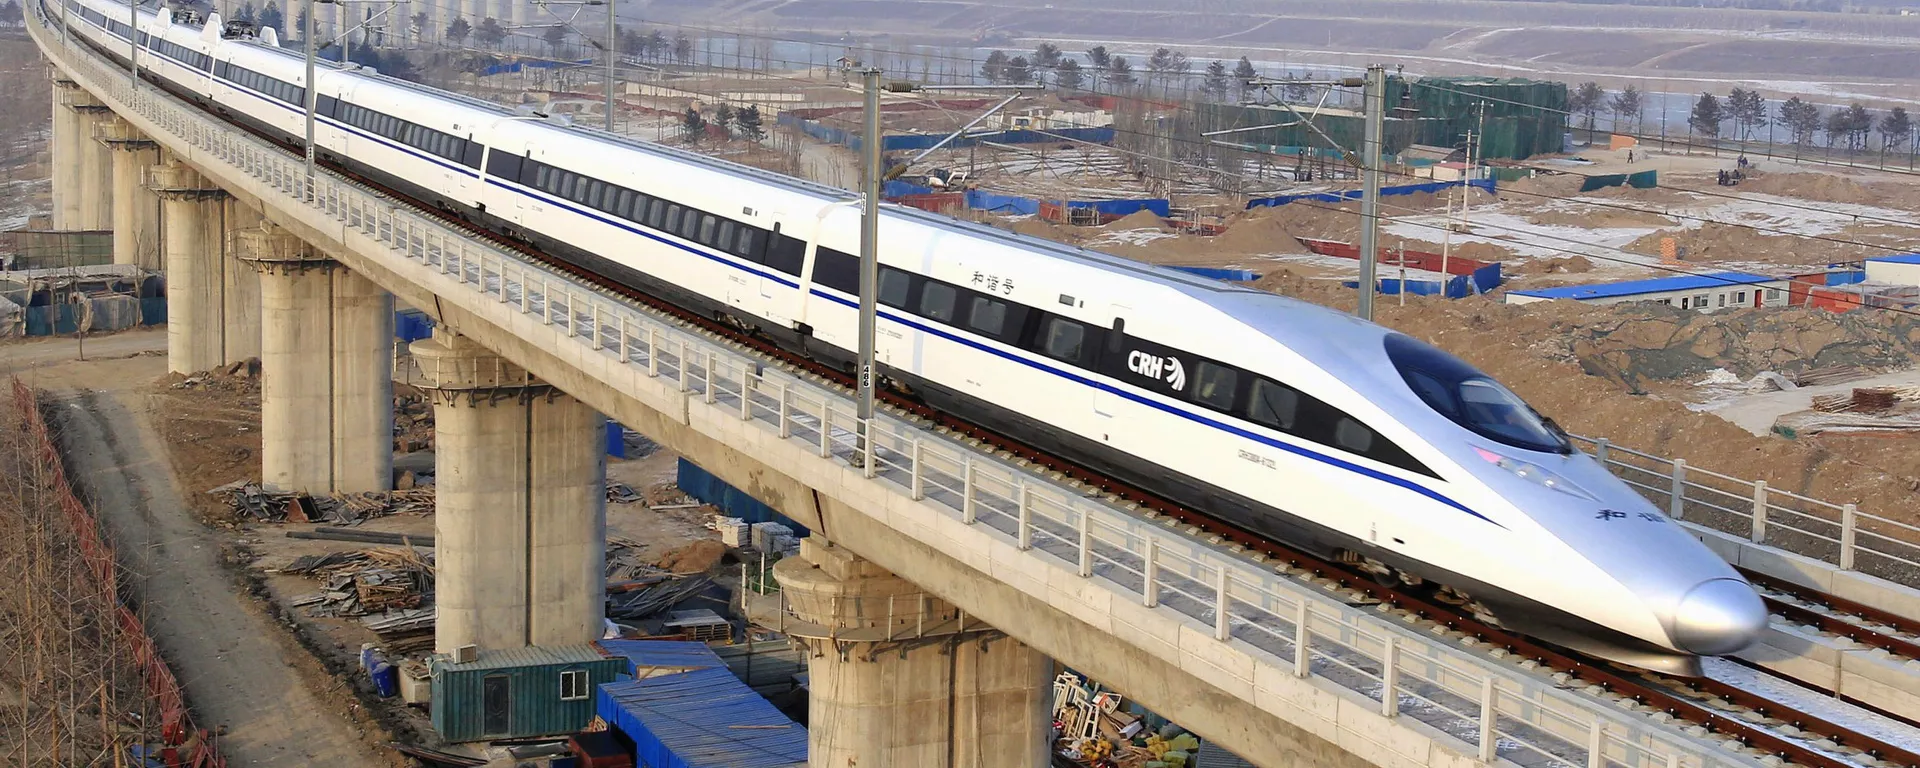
top-left (55, 0), bottom-right (1767, 673)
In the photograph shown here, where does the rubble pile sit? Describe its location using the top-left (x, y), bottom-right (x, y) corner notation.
top-left (279, 547), bottom-right (437, 641)
top-left (214, 481), bottom-right (434, 524)
top-left (392, 387), bottom-right (435, 454)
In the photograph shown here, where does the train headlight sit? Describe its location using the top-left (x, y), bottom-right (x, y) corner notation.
top-left (1473, 447), bottom-right (1596, 501)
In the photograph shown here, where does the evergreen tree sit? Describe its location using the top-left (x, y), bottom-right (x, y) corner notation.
top-left (1688, 92), bottom-right (1724, 138)
top-left (0, 1), bottom-right (21, 26)
top-left (1002, 55), bottom-right (1034, 85)
top-left (1104, 55), bottom-right (1134, 88)
top-left (256, 0), bottom-right (282, 35)
top-left (1283, 71), bottom-right (1313, 102)
top-left (1824, 108), bottom-right (1849, 148)
top-left (1085, 45), bottom-right (1111, 71)
top-left (1879, 106), bottom-right (1912, 151)
top-left (736, 105), bottom-right (765, 142)
top-left (1842, 102), bottom-right (1874, 149)
top-left (293, 7), bottom-right (309, 39)
top-left (1778, 97), bottom-right (1821, 146)
top-left (1053, 59), bottom-right (1084, 91)
top-left (543, 24), bottom-right (566, 55)
top-left (714, 103), bottom-right (736, 138)
top-left (1201, 60), bottom-right (1229, 102)
top-left (1033, 42), bottom-right (1061, 70)
top-left (444, 17), bottom-right (471, 44)
top-left (410, 12), bottom-right (427, 39)
top-left (475, 17), bottom-right (507, 47)
top-left (1232, 57), bottom-right (1257, 102)
top-left (1609, 84), bottom-right (1643, 130)
top-left (234, 1), bottom-right (255, 24)
top-left (1569, 82), bottom-right (1604, 130)
top-left (646, 30), bottom-right (667, 61)
top-left (682, 107), bottom-right (706, 143)
top-left (672, 31), bottom-right (692, 64)
top-left (981, 50), bottom-right (1008, 84)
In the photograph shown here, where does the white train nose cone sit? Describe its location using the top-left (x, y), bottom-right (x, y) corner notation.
top-left (1671, 578), bottom-right (1768, 656)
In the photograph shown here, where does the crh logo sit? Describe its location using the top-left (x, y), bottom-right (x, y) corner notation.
top-left (1127, 350), bottom-right (1187, 390)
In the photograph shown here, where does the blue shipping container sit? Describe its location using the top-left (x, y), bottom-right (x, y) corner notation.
top-left (596, 667), bottom-right (807, 768)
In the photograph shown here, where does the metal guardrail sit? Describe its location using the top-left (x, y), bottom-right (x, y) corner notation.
top-left (34, 13), bottom-right (1760, 768)
top-left (1572, 435), bottom-right (1920, 587)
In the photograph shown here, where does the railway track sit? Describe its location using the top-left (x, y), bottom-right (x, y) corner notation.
top-left (89, 34), bottom-right (1920, 768)
top-left (1741, 569), bottom-right (1920, 664)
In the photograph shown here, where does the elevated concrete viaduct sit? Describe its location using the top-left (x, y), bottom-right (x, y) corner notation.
top-left (29, 7), bottom-right (1770, 767)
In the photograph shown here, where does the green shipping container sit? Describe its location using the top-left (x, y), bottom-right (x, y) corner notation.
top-left (430, 645), bottom-right (625, 743)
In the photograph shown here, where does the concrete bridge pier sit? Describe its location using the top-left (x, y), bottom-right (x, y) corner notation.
top-left (774, 539), bottom-right (1051, 768)
top-left (50, 77), bottom-right (87, 229)
top-left (99, 118), bottom-right (161, 269)
top-left (236, 223), bottom-right (394, 494)
top-left (222, 201), bottom-right (265, 363)
top-left (149, 162), bottom-right (232, 374)
top-left (73, 101), bottom-right (115, 231)
top-left (409, 330), bottom-right (606, 654)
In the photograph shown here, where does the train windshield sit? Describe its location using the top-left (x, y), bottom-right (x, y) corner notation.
top-left (1383, 334), bottom-right (1571, 454)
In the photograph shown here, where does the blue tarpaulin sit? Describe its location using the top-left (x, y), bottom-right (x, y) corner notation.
top-left (1247, 179), bottom-right (1496, 209)
top-left (1166, 266), bottom-right (1259, 282)
top-left (596, 667), bottom-right (807, 768)
top-left (777, 114), bottom-right (1113, 152)
top-left (677, 459), bottom-right (809, 532)
top-left (394, 308), bottom-right (436, 343)
top-left (1065, 198), bottom-right (1171, 217)
top-left (1347, 262), bottom-right (1502, 299)
top-left (475, 57), bottom-right (593, 77)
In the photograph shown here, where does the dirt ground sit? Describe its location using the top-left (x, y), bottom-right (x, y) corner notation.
top-left (3, 334), bottom-right (391, 767)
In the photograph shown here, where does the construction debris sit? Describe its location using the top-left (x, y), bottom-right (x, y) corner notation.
top-left (1050, 671), bottom-right (1201, 767)
top-left (287, 527), bottom-right (436, 547)
top-left (277, 547), bottom-right (436, 624)
top-left (607, 482), bottom-right (643, 504)
top-left (213, 481), bottom-right (433, 524)
top-left (1853, 387), bottom-right (1900, 413)
top-left (388, 742), bottom-right (486, 767)
top-left (606, 575), bottom-right (714, 621)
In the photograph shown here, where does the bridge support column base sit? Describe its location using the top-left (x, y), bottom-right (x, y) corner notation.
top-left (240, 224), bottom-right (394, 495)
top-left (774, 539), bottom-right (1050, 768)
top-left (73, 104), bottom-right (114, 231)
top-left (150, 162), bottom-right (231, 375)
top-left (410, 330), bottom-right (606, 654)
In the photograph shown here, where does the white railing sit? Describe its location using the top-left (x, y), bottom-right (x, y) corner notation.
top-left (1573, 435), bottom-right (1920, 585)
top-left (33, 13), bottom-right (1760, 768)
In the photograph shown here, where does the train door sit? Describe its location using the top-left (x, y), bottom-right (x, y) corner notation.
top-left (1092, 306), bottom-right (1130, 439)
top-left (513, 142), bottom-right (543, 226)
top-left (755, 219), bottom-right (794, 328)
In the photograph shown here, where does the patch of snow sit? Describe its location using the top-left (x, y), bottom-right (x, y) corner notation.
top-left (1702, 657), bottom-right (1920, 748)
top-left (1088, 228), bottom-right (1182, 247)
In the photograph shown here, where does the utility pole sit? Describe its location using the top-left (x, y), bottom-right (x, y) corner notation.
top-left (1356, 63), bottom-right (1384, 322)
top-left (128, 0), bottom-right (137, 87)
top-left (605, 0), bottom-right (615, 131)
top-left (303, 0), bottom-right (317, 192)
top-left (856, 66), bottom-right (881, 470)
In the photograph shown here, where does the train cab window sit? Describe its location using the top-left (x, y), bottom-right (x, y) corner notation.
top-left (1384, 333), bottom-right (1568, 455)
top-left (877, 268), bottom-right (912, 309)
top-left (1246, 378), bottom-right (1299, 430)
top-left (1191, 361), bottom-right (1238, 411)
top-left (919, 282), bottom-right (957, 322)
top-left (766, 235), bottom-right (806, 277)
top-left (1040, 317), bottom-right (1086, 363)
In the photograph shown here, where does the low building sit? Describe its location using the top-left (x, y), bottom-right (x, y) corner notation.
top-left (430, 645), bottom-right (626, 743)
top-left (1504, 271), bottom-right (1790, 312)
top-left (1865, 254), bottom-right (1920, 286)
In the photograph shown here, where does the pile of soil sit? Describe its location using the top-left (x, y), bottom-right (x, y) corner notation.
top-left (1739, 172), bottom-right (1891, 207)
top-left (1010, 217), bottom-right (1086, 244)
top-left (1102, 210), bottom-right (1172, 232)
top-left (1624, 222), bottom-right (1877, 267)
top-left (653, 540), bottom-right (729, 574)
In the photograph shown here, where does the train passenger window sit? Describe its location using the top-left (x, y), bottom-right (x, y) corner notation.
top-left (734, 227), bottom-right (761, 261)
top-left (681, 212), bottom-right (705, 242)
top-left (1334, 418), bottom-right (1374, 453)
top-left (662, 205), bottom-right (683, 234)
top-left (646, 199), bottom-right (667, 230)
top-left (1191, 362), bottom-right (1238, 411)
top-left (532, 164), bottom-right (551, 191)
top-left (878, 268), bottom-right (912, 309)
top-left (765, 235), bottom-right (806, 277)
top-left (487, 149), bottom-right (523, 180)
top-left (616, 189), bottom-right (636, 219)
top-left (968, 297), bottom-right (1007, 336)
top-left (1041, 317), bottom-right (1086, 363)
top-left (1246, 378), bottom-right (1298, 430)
top-left (920, 282), bottom-right (957, 322)
top-left (586, 181), bottom-right (606, 209)
top-left (812, 248), bottom-right (859, 294)
top-left (712, 218), bottom-right (733, 249)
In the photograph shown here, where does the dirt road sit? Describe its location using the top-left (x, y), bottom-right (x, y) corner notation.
top-left (3, 337), bottom-right (383, 766)
top-left (0, 327), bottom-right (167, 377)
